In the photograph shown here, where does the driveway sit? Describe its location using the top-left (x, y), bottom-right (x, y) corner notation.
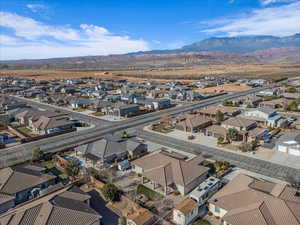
top-left (88, 189), bottom-right (119, 225)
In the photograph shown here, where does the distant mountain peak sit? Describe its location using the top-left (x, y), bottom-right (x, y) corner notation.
top-left (178, 34), bottom-right (300, 54)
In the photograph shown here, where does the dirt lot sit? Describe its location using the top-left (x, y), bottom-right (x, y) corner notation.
top-left (194, 84), bottom-right (252, 93)
top-left (1, 62), bottom-right (300, 81)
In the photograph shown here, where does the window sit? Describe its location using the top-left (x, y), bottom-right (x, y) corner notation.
top-left (215, 205), bottom-right (220, 213)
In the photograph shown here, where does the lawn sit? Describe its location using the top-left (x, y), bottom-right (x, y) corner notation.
top-left (74, 108), bottom-right (86, 112)
top-left (42, 160), bottom-right (56, 169)
top-left (92, 112), bottom-right (104, 116)
top-left (137, 184), bottom-right (163, 201)
top-left (42, 160), bottom-right (69, 180)
top-left (18, 127), bottom-right (39, 137)
top-left (193, 219), bottom-right (212, 225)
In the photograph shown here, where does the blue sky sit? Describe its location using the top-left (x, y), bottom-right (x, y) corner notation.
top-left (1, 0), bottom-right (300, 59)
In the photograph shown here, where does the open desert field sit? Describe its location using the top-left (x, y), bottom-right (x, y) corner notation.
top-left (1, 63), bottom-right (300, 81)
top-left (194, 84), bottom-right (252, 93)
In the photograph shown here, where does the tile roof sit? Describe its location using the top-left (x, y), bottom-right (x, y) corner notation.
top-left (177, 115), bottom-right (211, 129)
top-left (199, 106), bottom-right (240, 116)
top-left (0, 186), bottom-right (101, 225)
top-left (222, 117), bottom-right (256, 128)
top-left (0, 165), bottom-right (55, 195)
top-left (175, 198), bottom-right (198, 215)
top-left (0, 193), bottom-right (15, 205)
top-left (77, 135), bottom-right (144, 162)
top-left (209, 174), bottom-right (300, 225)
top-left (132, 149), bottom-right (208, 187)
top-left (33, 116), bottom-right (73, 130)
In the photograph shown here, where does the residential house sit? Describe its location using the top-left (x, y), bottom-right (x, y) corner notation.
top-left (61, 87), bottom-right (77, 94)
top-left (75, 135), bottom-right (147, 166)
top-left (0, 95), bottom-right (27, 112)
top-left (132, 149), bottom-right (209, 196)
top-left (248, 127), bottom-right (270, 142)
top-left (32, 115), bottom-right (75, 135)
top-left (248, 79), bottom-right (268, 86)
top-left (0, 164), bottom-right (56, 205)
top-left (70, 98), bottom-right (94, 109)
top-left (259, 98), bottom-right (291, 109)
top-left (136, 98), bottom-right (172, 110)
top-left (189, 176), bottom-right (221, 206)
top-left (198, 106), bottom-right (240, 120)
top-left (110, 104), bottom-right (141, 118)
top-left (243, 108), bottom-right (288, 128)
top-left (275, 132), bottom-right (300, 156)
top-left (256, 88), bottom-right (278, 97)
top-left (173, 198), bottom-right (199, 225)
top-left (121, 93), bottom-right (142, 104)
top-left (105, 94), bottom-right (121, 102)
top-left (15, 109), bottom-right (75, 134)
top-left (233, 95), bottom-right (262, 108)
top-left (208, 174), bottom-right (300, 225)
top-left (221, 117), bottom-right (257, 131)
top-left (176, 115), bottom-right (212, 133)
top-left (92, 100), bottom-right (113, 112)
top-left (186, 91), bottom-right (204, 101)
top-left (0, 185), bottom-right (101, 225)
top-left (205, 125), bottom-right (228, 139)
top-left (282, 92), bottom-right (300, 99)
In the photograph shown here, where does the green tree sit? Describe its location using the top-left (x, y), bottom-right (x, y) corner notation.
top-left (227, 128), bottom-right (239, 141)
top-left (239, 141), bottom-right (257, 152)
top-left (65, 160), bottom-right (80, 177)
top-left (287, 87), bottom-right (297, 93)
top-left (101, 183), bottom-right (119, 202)
top-left (118, 217), bottom-right (127, 225)
top-left (122, 130), bottom-right (129, 139)
top-left (217, 136), bottom-right (224, 145)
top-left (288, 101), bottom-right (298, 112)
top-left (214, 161), bottom-right (230, 172)
top-left (215, 110), bottom-right (224, 123)
top-left (32, 147), bottom-right (43, 162)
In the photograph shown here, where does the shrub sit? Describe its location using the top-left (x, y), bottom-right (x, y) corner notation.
top-left (32, 147), bottom-right (43, 162)
top-left (101, 183), bottom-right (119, 202)
top-left (65, 160), bottom-right (80, 177)
top-left (217, 137), bottom-right (224, 144)
top-left (188, 135), bottom-right (195, 140)
top-left (118, 217), bottom-right (126, 225)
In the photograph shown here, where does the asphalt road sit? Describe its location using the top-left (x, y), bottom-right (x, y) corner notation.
top-left (0, 86), bottom-right (274, 168)
top-left (136, 129), bottom-right (300, 182)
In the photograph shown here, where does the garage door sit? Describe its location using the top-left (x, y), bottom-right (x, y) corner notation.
top-left (289, 148), bottom-right (300, 156)
top-left (277, 145), bottom-right (287, 153)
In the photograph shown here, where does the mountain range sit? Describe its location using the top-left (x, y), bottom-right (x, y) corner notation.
top-left (1, 34), bottom-right (300, 70)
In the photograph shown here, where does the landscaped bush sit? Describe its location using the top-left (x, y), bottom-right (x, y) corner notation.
top-left (188, 135), bottom-right (195, 140)
top-left (101, 183), bottom-right (120, 202)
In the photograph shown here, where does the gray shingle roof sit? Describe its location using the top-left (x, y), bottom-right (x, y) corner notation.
top-left (0, 186), bottom-right (101, 225)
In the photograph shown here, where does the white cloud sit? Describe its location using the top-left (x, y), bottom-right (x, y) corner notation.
top-left (26, 4), bottom-right (45, 13)
top-left (0, 11), bottom-right (149, 60)
top-left (202, 2), bottom-right (300, 37)
top-left (0, 35), bottom-right (19, 45)
top-left (261, 0), bottom-right (296, 6)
